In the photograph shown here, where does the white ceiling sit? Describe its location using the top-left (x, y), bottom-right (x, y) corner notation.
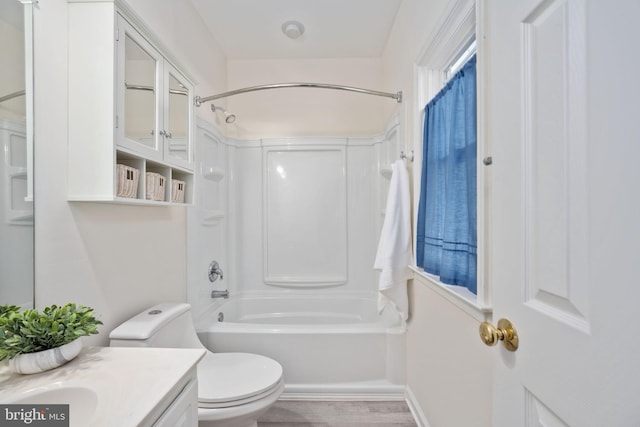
top-left (188, 0), bottom-right (402, 59)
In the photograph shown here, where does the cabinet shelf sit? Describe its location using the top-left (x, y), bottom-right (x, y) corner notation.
top-left (115, 150), bottom-right (192, 204)
top-left (69, 196), bottom-right (175, 206)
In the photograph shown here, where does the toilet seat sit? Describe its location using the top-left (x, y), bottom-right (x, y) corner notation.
top-left (197, 352), bottom-right (284, 409)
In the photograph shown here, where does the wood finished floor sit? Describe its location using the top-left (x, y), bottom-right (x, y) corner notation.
top-left (257, 400), bottom-right (418, 427)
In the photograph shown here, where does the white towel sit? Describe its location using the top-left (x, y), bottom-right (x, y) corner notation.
top-left (374, 159), bottom-right (412, 321)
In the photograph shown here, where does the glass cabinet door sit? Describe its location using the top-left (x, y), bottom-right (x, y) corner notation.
top-left (163, 66), bottom-right (192, 168)
top-left (116, 15), bottom-right (162, 160)
top-left (115, 14), bottom-right (193, 171)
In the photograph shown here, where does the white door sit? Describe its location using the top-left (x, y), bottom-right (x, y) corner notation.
top-left (488, 0), bottom-right (640, 425)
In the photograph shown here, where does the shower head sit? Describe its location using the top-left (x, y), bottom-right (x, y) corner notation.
top-left (211, 104), bottom-right (236, 124)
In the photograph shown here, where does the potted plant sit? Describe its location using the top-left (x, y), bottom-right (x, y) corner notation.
top-left (0, 303), bottom-right (103, 374)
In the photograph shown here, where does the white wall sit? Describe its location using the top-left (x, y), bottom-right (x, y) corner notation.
top-left (33, 0), bottom-right (227, 345)
top-left (407, 277), bottom-right (492, 427)
top-left (382, 0), bottom-right (493, 426)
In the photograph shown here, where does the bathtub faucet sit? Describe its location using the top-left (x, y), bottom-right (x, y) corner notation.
top-left (211, 289), bottom-right (229, 299)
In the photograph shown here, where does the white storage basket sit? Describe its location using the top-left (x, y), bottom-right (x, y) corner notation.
top-left (171, 179), bottom-right (185, 203)
top-left (145, 172), bottom-right (166, 201)
top-left (116, 164), bottom-right (140, 199)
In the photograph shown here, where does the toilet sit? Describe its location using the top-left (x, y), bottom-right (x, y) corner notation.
top-left (109, 303), bottom-right (284, 427)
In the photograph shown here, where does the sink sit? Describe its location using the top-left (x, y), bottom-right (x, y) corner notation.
top-left (0, 347), bottom-right (205, 426)
top-left (9, 385), bottom-right (99, 422)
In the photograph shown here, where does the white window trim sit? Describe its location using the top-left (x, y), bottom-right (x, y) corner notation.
top-left (412, 0), bottom-right (491, 320)
top-left (446, 38), bottom-right (477, 80)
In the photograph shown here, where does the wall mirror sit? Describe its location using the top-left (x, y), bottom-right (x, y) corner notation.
top-left (0, 0), bottom-right (34, 309)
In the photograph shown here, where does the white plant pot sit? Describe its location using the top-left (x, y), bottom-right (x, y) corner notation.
top-left (9, 338), bottom-right (83, 374)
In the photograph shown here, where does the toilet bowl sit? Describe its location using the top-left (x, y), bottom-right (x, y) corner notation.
top-left (109, 303), bottom-right (284, 427)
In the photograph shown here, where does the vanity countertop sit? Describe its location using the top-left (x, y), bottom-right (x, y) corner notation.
top-left (0, 346), bottom-right (205, 426)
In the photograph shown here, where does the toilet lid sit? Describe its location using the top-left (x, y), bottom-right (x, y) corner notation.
top-left (197, 352), bottom-right (283, 407)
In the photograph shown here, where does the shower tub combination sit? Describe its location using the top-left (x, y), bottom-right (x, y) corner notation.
top-left (195, 293), bottom-right (406, 399)
top-left (191, 126), bottom-right (407, 399)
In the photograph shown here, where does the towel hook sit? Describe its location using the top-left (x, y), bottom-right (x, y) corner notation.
top-left (400, 150), bottom-right (414, 162)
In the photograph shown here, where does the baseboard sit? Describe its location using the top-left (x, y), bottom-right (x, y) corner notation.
top-left (281, 382), bottom-right (406, 401)
top-left (405, 386), bottom-right (431, 427)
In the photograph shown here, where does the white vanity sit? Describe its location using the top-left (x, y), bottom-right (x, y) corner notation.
top-left (0, 346), bottom-right (205, 426)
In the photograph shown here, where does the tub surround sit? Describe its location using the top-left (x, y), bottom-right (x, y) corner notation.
top-left (0, 346), bottom-right (205, 426)
top-left (189, 131), bottom-right (397, 316)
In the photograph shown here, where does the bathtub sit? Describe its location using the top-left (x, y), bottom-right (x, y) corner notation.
top-left (195, 293), bottom-right (407, 399)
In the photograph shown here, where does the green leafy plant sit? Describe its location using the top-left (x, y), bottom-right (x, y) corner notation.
top-left (0, 303), bottom-right (103, 361)
top-left (0, 305), bottom-right (20, 317)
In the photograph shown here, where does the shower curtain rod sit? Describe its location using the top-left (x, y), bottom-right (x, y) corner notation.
top-left (0, 90), bottom-right (25, 104)
top-left (125, 83), bottom-right (188, 96)
top-left (194, 82), bottom-right (403, 106)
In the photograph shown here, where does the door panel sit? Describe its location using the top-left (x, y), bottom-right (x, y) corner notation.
top-left (521, 0), bottom-right (590, 331)
top-left (488, 0), bottom-right (640, 425)
top-left (525, 389), bottom-right (570, 427)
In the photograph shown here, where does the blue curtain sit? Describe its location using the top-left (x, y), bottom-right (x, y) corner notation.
top-left (416, 55), bottom-right (477, 294)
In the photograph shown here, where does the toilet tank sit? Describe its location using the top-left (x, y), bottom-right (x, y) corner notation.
top-left (109, 303), bottom-right (204, 349)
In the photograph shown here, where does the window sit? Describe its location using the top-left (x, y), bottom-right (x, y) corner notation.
top-left (412, 0), bottom-right (490, 318)
top-left (416, 54), bottom-right (477, 294)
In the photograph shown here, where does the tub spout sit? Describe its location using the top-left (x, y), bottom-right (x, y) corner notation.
top-left (211, 289), bottom-right (229, 299)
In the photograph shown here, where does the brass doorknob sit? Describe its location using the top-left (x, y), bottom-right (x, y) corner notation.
top-left (479, 318), bottom-right (518, 352)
